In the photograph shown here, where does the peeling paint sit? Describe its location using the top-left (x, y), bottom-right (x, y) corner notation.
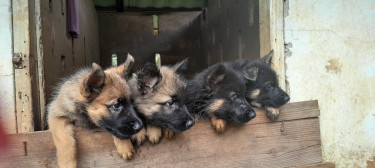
top-left (284, 42), bottom-right (293, 57)
top-left (367, 157), bottom-right (375, 168)
top-left (284, 42), bottom-right (292, 95)
top-left (325, 58), bottom-right (342, 74)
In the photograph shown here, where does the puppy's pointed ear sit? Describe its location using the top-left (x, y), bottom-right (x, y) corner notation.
top-left (136, 63), bottom-right (161, 95)
top-left (242, 66), bottom-right (258, 81)
top-left (82, 63), bottom-right (106, 99)
top-left (205, 64), bottom-right (226, 91)
top-left (231, 59), bottom-right (248, 70)
top-left (172, 58), bottom-right (188, 74)
top-left (111, 53), bottom-right (134, 77)
top-left (258, 50), bottom-right (273, 65)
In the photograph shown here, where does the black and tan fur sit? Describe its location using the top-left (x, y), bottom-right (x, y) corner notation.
top-left (186, 63), bottom-right (256, 133)
top-left (233, 50), bottom-right (290, 120)
top-left (47, 55), bottom-right (142, 168)
top-left (118, 59), bottom-right (195, 159)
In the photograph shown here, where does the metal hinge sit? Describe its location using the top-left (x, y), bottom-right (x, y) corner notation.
top-left (13, 52), bottom-right (23, 69)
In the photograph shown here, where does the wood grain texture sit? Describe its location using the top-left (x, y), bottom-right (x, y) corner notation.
top-left (0, 101), bottom-right (322, 168)
top-left (12, 0), bottom-right (35, 133)
top-left (270, 0), bottom-right (286, 91)
top-left (259, 0), bottom-right (271, 57)
top-left (290, 162), bottom-right (336, 168)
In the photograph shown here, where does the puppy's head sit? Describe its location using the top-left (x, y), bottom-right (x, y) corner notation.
top-left (132, 59), bottom-right (195, 133)
top-left (205, 64), bottom-right (256, 125)
top-left (239, 50), bottom-right (290, 108)
top-left (80, 54), bottom-right (143, 140)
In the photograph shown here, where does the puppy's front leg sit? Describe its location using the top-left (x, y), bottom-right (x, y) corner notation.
top-left (163, 128), bottom-right (175, 139)
top-left (146, 125), bottom-right (163, 144)
top-left (131, 128), bottom-right (146, 145)
top-left (113, 137), bottom-right (134, 160)
top-left (265, 107), bottom-right (280, 121)
top-left (210, 117), bottom-right (227, 133)
top-left (49, 117), bottom-right (77, 168)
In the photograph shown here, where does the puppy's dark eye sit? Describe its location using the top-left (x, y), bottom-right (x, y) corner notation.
top-left (165, 100), bottom-right (174, 106)
top-left (109, 102), bottom-right (121, 110)
top-left (231, 94), bottom-right (239, 101)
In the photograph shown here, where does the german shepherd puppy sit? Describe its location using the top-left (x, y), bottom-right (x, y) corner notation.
top-left (233, 50), bottom-right (290, 120)
top-left (186, 63), bottom-right (256, 133)
top-left (119, 59), bottom-right (195, 159)
top-left (47, 55), bottom-right (142, 168)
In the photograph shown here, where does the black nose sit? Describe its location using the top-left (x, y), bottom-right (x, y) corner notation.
top-left (185, 120), bottom-right (195, 128)
top-left (283, 95), bottom-right (290, 103)
top-left (131, 121), bottom-right (142, 132)
top-left (249, 111), bottom-right (256, 119)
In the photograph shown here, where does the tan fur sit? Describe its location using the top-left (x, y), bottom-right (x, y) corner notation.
top-left (146, 125), bottom-right (163, 144)
top-left (88, 70), bottom-right (131, 124)
top-left (207, 99), bottom-right (225, 114)
top-left (113, 138), bottom-right (135, 160)
top-left (265, 107), bottom-right (280, 121)
top-left (111, 53), bottom-right (134, 77)
top-left (130, 66), bottom-right (186, 116)
top-left (131, 128), bottom-right (147, 145)
top-left (215, 75), bottom-right (225, 84)
top-left (127, 66), bottom-right (186, 144)
top-left (251, 101), bottom-right (262, 108)
top-left (163, 128), bottom-right (175, 139)
top-left (49, 117), bottom-right (77, 168)
top-left (113, 126), bottom-right (146, 161)
top-left (211, 117), bottom-right (227, 133)
top-left (249, 89), bottom-right (261, 99)
top-left (48, 56), bottom-right (135, 167)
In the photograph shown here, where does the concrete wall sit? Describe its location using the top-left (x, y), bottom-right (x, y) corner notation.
top-left (41, 0), bottom-right (100, 104)
top-left (0, 0), bottom-right (16, 133)
top-left (284, 0), bottom-right (375, 167)
top-left (202, 0), bottom-right (259, 66)
top-left (99, 12), bottom-right (203, 75)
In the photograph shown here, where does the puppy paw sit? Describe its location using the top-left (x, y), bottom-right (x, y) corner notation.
top-left (211, 117), bottom-right (227, 133)
top-left (113, 138), bottom-right (134, 160)
top-left (265, 107), bottom-right (280, 121)
top-left (146, 126), bottom-right (162, 144)
top-left (163, 128), bottom-right (175, 139)
top-left (131, 128), bottom-right (146, 145)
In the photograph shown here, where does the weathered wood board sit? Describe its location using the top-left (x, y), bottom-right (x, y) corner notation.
top-left (0, 101), bottom-right (322, 168)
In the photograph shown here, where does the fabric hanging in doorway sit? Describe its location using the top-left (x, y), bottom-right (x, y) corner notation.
top-left (67, 0), bottom-right (80, 38)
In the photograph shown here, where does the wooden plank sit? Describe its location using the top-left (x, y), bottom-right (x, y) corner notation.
top-left (269, 0), bottom-right (286, 91)
top-left (290, 162), bottom-right (336, 168)
top-left (0, 101), bottom-right (321, 168)
top-left (252, 100), bottom-right (319, 124)
top-left (259, 0), bottom-right (271, 57)
top-left (12, 0), bottom-right (35, 133)
top-left (0, 119), bottom-right (321, 168)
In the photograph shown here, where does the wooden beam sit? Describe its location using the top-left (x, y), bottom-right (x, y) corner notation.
top-left (35, 0), bottom-right (47, 130)
top-left (12, 0), bottom-right (35, 133)
top-left (259, 0), bottom-right (271, 57)
top-left (291, 162), bottom-right (336, 168)
top-left (269, 0), bottom-right (286, 91)
top-left (0, 101), bottom-right (322, 167)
